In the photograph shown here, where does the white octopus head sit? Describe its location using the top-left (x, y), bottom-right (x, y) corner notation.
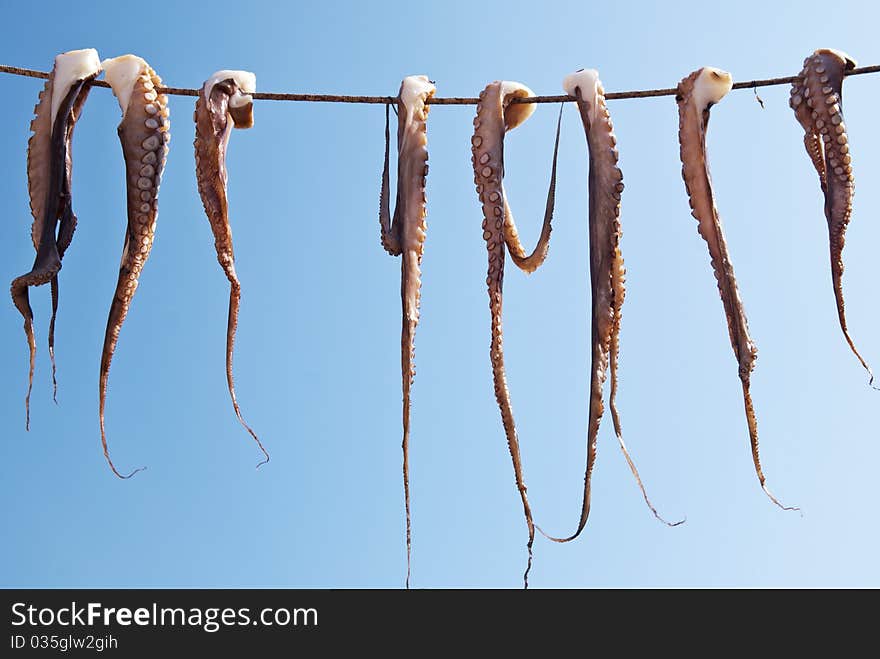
top-left (499, 81), bottom-right (536, 131)
top-left (204, 70), bottom-right (256, 128)
top-left (562, 68), bottom-right (603, 124)
top-left (399, 75), bottom-right (435, 110)
top-left (51, 48), bottom-right (102, 130)
top-left (691, 67), bottom-right (733, 111)
top-left (102, 54), bottom-right (149, 118)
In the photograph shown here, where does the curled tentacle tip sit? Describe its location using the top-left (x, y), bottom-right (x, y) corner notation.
top-left (753, 87), bottom-right (765, 109)
top-left (762, 485), bottom-right (799, 513)
top-left (645, 499), bottom-right (686, 526)
top-left (240, 422), bottom-right (270, 468)
top-left (661, 515), bottom-right (687, 528)
top-left (113, 465), bottom-right (147, 480)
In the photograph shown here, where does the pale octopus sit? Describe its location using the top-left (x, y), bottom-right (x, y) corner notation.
top-left (99, 55), bottom-right (170, 478)
top-left (378, 75), bottom-right (435, 588)
top-left (542, 70), bottom-right (681, 547)
top-left (676, 67), bottom-right (795, 510)
top-left (194, 70), bottom-right (268, 465)
top-left (11, 48), bottom-right (102, 428)
top-left (471, 76), bottom-right (678, 585)
top-left (470, 80), bottom-right (560, 587)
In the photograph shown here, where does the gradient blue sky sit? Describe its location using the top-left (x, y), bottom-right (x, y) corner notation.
top-left (1, 0), bottom-right (878, 588)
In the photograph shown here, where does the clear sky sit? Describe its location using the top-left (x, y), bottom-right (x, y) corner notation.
top-left (1, 0), bottom-right (878, 588)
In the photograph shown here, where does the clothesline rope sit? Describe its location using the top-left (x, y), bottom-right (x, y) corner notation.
top-left (2, 63), bottom-right (879, 104)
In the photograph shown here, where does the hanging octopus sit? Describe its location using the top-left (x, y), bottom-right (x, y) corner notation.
top-left (11, 48), bottom-right (101, 429)
top-left (99, 55), bottom-right (170, 478)
top-left (471, 80), bottom-right (560, 587)
top-left (676, 67), bottom-right (795, 510)
top-left (194, 70), bottom-right (268, 466)
top-left (541, 70), bottom-right (681, 546)
top-left (789, 49), bottom-right (874, 385)
top-left (378, 75), bottom-right (435, 588)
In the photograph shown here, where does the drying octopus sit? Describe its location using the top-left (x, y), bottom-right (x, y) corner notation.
top-left (377, 75), bottom-right (435, 588)
top-left (470, 80), bottom-right (560, 586)
top-left (541, 70), bottom-right (681, 547)
top-left (194, 70), bottom-right (268, 465)
top-left (99, 55), bottom-right (170, 478)
top-left (11, 48), bottom-right (102, 429)
top-left (676, 67), bottom-right (795, 510)
top-left (789, 49), bottom-right (874, 385)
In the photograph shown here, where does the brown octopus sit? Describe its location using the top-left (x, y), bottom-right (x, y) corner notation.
top-left (471, 80), bottom-right (561, 587)
top-left (789, 49), bottom-right (874, 385)
top-left (541, 69), bottom-right (681, 546)
top-left (194, 69), bottom-right (268, 466)
top-left (11, 48), bottom-right (101, 429)
top-left (378, 75), bottom-right (435, 588)
top-left (99, 54), bottom-right (170, 478)
top-left (676, 67), bottom-right (795, 510)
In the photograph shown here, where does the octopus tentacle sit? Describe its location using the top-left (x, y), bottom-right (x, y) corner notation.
top-left (48, 276), bottom-right (59, 401)
top-left (790, 49), bottom-right (874, 386)
top-left (11, 49), bottom-right (100, 429)
top-left (501, 129), bottom-right (558, 275)
top-left (49, 98), bottom-right (86, 403)
top-left (194, 70), bottom-right (268, 466)
top-left (99, 55), bottom-right (170, 479)
top-left (677, 67), bottom-right (796, 511)
top-left (378, 76), bottom-right (435, 589)
top-left (378, 103), bottom-right (402, 257)
top-left (472, 81), bottom-right (560, 587)
top-left (539, 71), bottom-right (682, 545)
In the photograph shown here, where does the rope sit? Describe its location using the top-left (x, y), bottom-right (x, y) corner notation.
top-left (1, 63), bottom-right (879, 104)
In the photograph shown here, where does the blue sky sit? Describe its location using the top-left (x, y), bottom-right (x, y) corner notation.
top-left (1, 0), bottom-right (878, 587)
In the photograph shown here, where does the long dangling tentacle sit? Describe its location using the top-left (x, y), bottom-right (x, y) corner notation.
top-left (12, 50), bottom-right (99, 427)
top-left (790, 49), bottom-right (875, 388)
top-left (678, 66), bottom-right (796, 510)
top-left (540, 72), bottom-right (681, 545)
top-left (99, 54), bottom-right (169, 478)
top-left (472, 81), bottom-right (560, 586)
top-left (194, 70), bottom-right (269, 466)
top-left (378, 77), bottom-right (435, 588)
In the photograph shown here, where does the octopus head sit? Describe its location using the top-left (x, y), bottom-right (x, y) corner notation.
top-left (499, 81), bottom-right (536, 131)
top-left (102, 55), bottom-right (149, 117)
top-left (692, 67), bottom-right (733, 111)
top-left (817, 48), bottom-right (857, 71)
top-left (205, 70), bottom-right (256, 129)
top-left (399, 75), bottom-right (436, 109)
top-left (51, 49), bottom-right (102, 129)
top-left (562, 68), bottom-right (603, 124)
